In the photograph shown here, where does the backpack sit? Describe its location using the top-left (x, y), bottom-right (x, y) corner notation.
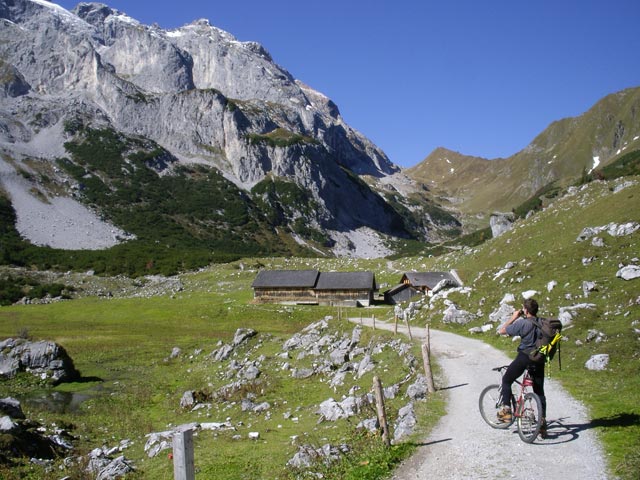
top-left (527, 317), bottom-right (563, 368)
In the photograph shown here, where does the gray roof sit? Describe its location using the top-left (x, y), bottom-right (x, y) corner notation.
top-left (401, 271), bottom-right (459, 289)
top-left (315, 271), bottom-right (376, 291)
top-left (385, 283), bottom-right (411, 295)
top-left (251, 269), bottom-right (319, 288)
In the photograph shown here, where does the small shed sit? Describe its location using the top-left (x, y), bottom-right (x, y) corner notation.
top-left (383, 283), bottom-right (419, 305)
top-left (314, 271), bottom-right (377, 307)
top-left (251, 269), bottom-right (319, 304)
top-left (401, 271), bottom-right (461, 293)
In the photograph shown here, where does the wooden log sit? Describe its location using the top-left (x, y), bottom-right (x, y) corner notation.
top-left (421, 344), bottom-right (436, 393)
top-left (372, 376), bottom-right (391, 447)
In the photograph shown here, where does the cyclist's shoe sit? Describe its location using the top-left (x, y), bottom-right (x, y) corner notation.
top-left (539, 419), bottom-right (548, 438)
top-left (497, 406), bottom-right (512, 423)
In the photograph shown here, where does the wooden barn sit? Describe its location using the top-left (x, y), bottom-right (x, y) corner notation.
top-left (251, 269), bottom-right (319, 304)
top-left (314, 271), bottom-right (377, 307)
top-left (251, 270), bottom-right (377, 306)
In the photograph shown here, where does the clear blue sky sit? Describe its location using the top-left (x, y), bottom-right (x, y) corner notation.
top-left (54, 0), bottom-right (640, 167)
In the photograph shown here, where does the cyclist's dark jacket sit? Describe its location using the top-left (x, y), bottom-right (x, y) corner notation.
top-left (506, 317), bottom-right (538, 353)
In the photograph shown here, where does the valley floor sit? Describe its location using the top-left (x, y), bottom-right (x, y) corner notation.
top-left (350, 318), bottom-right (609, 480)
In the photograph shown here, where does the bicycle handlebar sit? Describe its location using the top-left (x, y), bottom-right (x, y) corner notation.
top-left (492, 365), bottom-right (510, 372)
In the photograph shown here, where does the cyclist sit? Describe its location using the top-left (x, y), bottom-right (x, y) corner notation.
top-left (497, 298), bottom-right (547, 437)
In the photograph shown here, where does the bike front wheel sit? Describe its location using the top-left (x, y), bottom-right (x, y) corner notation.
top-left (517, 392), bottom-right (543, 443)
top-left (479, 384), bottom-right (514, 429)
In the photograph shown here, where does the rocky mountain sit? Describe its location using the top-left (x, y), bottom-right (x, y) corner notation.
top-left (408, 86), bottom-right (640, 223)
top-left (0, 0), bottom-right (460, 268)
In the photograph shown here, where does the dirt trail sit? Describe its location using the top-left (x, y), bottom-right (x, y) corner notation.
top-left (350, 317), bottom-right (609, 480)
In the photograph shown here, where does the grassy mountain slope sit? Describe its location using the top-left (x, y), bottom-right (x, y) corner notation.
top-left (407, 86), bottom-right (640, 221)
top-left (403, 176), bottom-right (640, 478)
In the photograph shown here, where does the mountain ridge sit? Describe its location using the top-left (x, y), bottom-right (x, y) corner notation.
top-left (0, 0), bottom-right (461, 268)
top-left (407, 86), bottom-right (640, 220)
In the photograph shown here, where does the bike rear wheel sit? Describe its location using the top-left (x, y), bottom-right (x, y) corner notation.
top-left (517, 392), bottom-right (543, 443)
top-left (479, 384), bottom-right (514, 429)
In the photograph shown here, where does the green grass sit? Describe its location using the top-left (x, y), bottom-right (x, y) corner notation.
top-left (0, 260), bottom-right (443, 479)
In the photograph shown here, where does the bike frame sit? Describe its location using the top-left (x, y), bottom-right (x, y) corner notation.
top-left (511, 369), bottom-right (534, 418)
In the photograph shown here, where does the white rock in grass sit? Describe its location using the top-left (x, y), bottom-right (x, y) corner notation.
top-left (616, 265), bottom-right (640, 281)
top-left (585, 354), bottom-right (609, 371)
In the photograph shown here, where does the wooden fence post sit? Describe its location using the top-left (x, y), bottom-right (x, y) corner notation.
top-left (394, 315), bottom-right (398, 335)
top-left (372, 314), bottom-right (376, 330)
top-left (405, 316), bottom-right (413, 340)
top-left (373, 376), bottom-right (391, 447)
top-left (421, 325), bottom-right (435, 393)
top-left (173, 428), bottom-right (195, 480)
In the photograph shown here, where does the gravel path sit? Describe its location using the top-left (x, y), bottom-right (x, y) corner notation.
top-left (351, 317), bottom-right (609, 480)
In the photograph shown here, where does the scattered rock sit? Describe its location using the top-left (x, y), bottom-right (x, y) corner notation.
top-left (585, 354), bottom-right (609, 371)
top-left (586, 330), bottom-right (607, 343)
top-left (356, 417), bottom-right (379, 433)
top-left (490, 212), bottom-right (515, 238)
top-left (442, 303), bottom-right (476, 325)
top-left (144, 431), bottom-right (174, 458)
top-left (210, 343), bottom-right (233, 362)
top-left (500, 293), bottom-right (515, 304)
top-left (0, 338), bottom-right (80, 384)
top-left (316, 396), bottom-right (366, 422)
top-left (616, 265), bottom-right (640, 281)
top-left (291, 367), bottom-right (314, 379)
top-left (287, 443), bottom-right (349, 469)
top-left (393, 402), bottom-right (417, 442)
top-left (180, 391), bottom-right (196, 409)
top-left (94, 455), bottom-right (135, 480)
top-left (406, 375), bottom-right (428, 400)
top-left (240, 364), bottom-right (261, 380)
top-left (582, 281), bottom-right (598, 297)
top-left (577, 222), bottom-right (640, 241)
top-left (489, 302), bottom-right (515, 324)
top-left (0, 397), bottom-right (26, 419)
top-left (233, 328), bottom-right (257, 347)
top-left (355, 353), bottom-right (375, 378)
top-left (558, 304), bottom-right (596, 327)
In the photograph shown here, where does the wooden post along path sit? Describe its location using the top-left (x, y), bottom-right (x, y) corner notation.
top-left (173, 428), bottom-right (195, 480)
top-left (421, 325), bottom-right (436, 393)
top-left (372, 376), bottom-right (391, 447)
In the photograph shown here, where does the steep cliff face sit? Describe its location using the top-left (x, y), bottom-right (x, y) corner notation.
top-left (1, 0), bottom-right (460, 259)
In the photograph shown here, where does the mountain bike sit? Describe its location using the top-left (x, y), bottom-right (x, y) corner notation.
top-left (478, 365), bottom-right (544, 443)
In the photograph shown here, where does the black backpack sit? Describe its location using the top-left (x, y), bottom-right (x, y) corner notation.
top-left (527, 317), bottom-right (563, 368)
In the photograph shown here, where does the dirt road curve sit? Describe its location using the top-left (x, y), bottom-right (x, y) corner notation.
top-left (350, 318), bottom-right (609, 480)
